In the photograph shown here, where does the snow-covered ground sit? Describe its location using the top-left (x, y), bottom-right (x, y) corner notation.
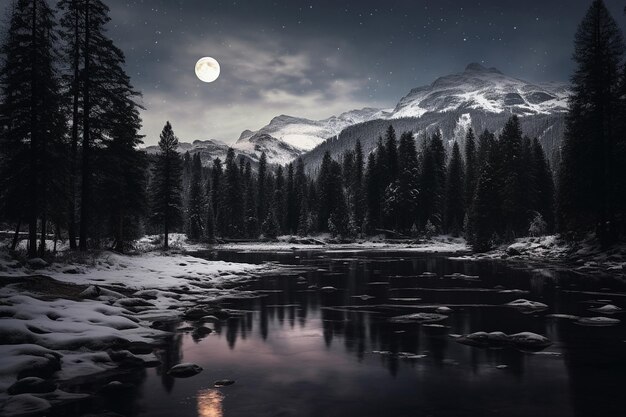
top-left (215, 234), bottom-right (469, 253)
top-left (453, 235), bottom-right (626, 276)
top-left (0, 243), bottom-right (270, 413)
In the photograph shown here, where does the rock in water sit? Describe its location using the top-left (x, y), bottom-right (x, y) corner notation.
top-left (589, 304), bottom-right (623, 314)
top-left (7, 377), bottom-right (56, 395)
top-left (456, 331), bottom-right (552, 350)
top-left (214, 379), bottom-right (235, 387)
top-left (507, 332), bottom-right (552, 349)
top-left (390, 312), bottom-right (448, 323)
top-left (505, 299), bottom-right (548, 312)
top-left (576, 316), bottom-right (621, 326)
top-left (167, 363), bottom-right (203, 378)
top-left (0, 394), bottom-right (51, 417)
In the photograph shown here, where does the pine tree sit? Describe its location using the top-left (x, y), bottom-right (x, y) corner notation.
top-left (205, 196), bottom-right (216, 243)
top-left (500, 116), bottom-right (527, 238)
top-left (211, 158), bottom-right (224, 236)
top-left (420, 130), bottom-right (446, 232)
top-left (294, 157), bottom-right (307, 232)
top-left (385, 125), bottom-right (399, 183)
top-left (531, 138), bottom-right (555, 232)
top-left (397, 132), bottom-right (420, 231)
top-left (0, 0), bottom-right (66, 257)
top-left (286, 163), bottom-right (297, 234)
top-left (243, 161), bottom-right (258, 237)
top-left (445, 142), bottom-right (465, 236)
top-left (57, 0), bottom-right (141, 250)
top-left (558, 0), bottom-right (624, 245)
top-left (223, 148), bottom-right (244, 237)
top-left (100, 97), bottom-right (146, 252)
top-left (352, 140), bottom-right (366, 230)
top-left (257, 152), bottom-right (268, 223)
top-left (149, 122), bottom-right (183, 250)
top-left (467, 159), bottom-right (501, 252)
top-left (186, 154), bottom-right (205, 241)
top-left (464, 128), bottom-right (478, 208)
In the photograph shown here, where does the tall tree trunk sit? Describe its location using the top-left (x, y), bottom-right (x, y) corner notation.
top-left (39, 213), bottom-right (47, 257)
top-left (54, 223), bottom-right (60, 253)
top-left (11, 220), bottom-right (22, 251)
top-left (79, 1), bottom-right (91, 251)
top-left (28, 0), bottom-right (38, 258)
top-left (68, 0), bottom-right (80, 250)
top-left (164, 220), bottom-right (169, 250)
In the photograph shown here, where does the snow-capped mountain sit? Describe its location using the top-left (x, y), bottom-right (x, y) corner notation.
top-left (148, 63), bottom-right (570, 168)
top-left (235, 107), bottom-right (386, 152)
top-left (143, 136), bottom-right (301, 167)
top-left (300, 63), bottom-right (570, 170)
top-left (389, 63), bottom-right (569, 119)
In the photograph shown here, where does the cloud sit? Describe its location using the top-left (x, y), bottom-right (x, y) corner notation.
top-left (138, 32), bottom-right (376, 145)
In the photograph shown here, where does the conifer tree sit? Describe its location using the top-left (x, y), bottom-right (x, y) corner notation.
top-left (58, 0), bottom-right (142, 250)
top-left (149, 122), bottom-right (183, 249)
top-left (531, 138), bottom-right (555, 232)
top-left (397, 132), bottom-right (420, 231)
top-left (211, 158), bottom-right (224, 236)
top-left (257, 152), bottom-right (268, 223)
top-left (286, 163), bottom-right (297, 234)
top-left (100, 98), bottom-right (146, 252)
top-left (243, 161), bottom-right (258, 237)
top-left (352, 140), bottom-right (366, 230)
top-left (419, 130), bottom-right (446, 232)
top-left (223, 148), bottom-right (244, 237)
top-left (500, 116), bottom-right (526, 237)
top-left (0, 0), bottom-right (65, 257)
top-left (558, 0), bottom-right (624, 245)
top-left (464, 128), bottom-right (478, 207)
top-left (445, 142), bottom-right (465, 236)
top-left (186, 154), bottom-right (205, 241)
top-left (385, 125), bottom-right (399, 183)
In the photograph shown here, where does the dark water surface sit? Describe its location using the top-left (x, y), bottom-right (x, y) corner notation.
top-left (83, 250), bottom-right (626, 417)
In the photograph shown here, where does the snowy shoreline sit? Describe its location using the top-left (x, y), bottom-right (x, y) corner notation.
top-left (0, 247), bottom-right (272, 415)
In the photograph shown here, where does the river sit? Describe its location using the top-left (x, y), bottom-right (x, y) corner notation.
top-left (66, 249), bottom-right (626, 417)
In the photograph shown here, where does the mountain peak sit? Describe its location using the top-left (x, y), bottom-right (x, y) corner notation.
top-left (464, 62), bottom-right (502, 75)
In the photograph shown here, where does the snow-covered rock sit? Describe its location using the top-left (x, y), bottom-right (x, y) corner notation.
top-left (167, 363), bottom-right (203, 378)
top-left (0, 394), bottom-right (51, 416)
top-left (456, 331), bottom-right (552, 350)
top-left (7, 377), bottom-right (56, 395)
top-left (589, 304), bottom-right (623, 314)
top-left (576, 316), bottom-right (621, 326)
top-left (505, 299), bottom-right (548, 312)
top-left (390, 312), bottom-right (448, 323)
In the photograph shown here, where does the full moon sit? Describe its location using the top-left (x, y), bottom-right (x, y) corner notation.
top-left (195, 57), bottom-right (220, 83)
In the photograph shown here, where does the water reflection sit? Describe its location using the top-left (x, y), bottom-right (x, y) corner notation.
top-left (197, 389), bottom-right (224, 417)
top-left (89, 250), bottom-right (626, 417)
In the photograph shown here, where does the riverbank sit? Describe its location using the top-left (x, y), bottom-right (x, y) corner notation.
top-left (0, 245), bottom-right (273, 415)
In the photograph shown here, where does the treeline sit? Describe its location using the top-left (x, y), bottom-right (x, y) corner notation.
top-left (2, 0), bottom-right (626, 256)
top-left (165, 116), bottom-right (554, 252)
top-left (0, 0), bottom-right (146, 256)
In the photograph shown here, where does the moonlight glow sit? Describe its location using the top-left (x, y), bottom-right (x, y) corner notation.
top-left (195, 57), bottom-right (220, 83)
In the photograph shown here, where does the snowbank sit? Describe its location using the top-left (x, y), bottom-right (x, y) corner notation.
top-left (0, 247), bottom-right (269, 408)
top-left (215, 235), bottom-right (469, 253)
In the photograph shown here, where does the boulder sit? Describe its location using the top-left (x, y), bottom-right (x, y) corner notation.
top-left (26, 258), bottom-right (48, 269)
top-left (167, 363), bottom-right (203, 378)
top-left (7, 377), bottom-right (57, 395)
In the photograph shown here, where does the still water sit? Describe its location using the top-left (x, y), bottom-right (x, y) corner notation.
top-left (80, 250), bottom-right (626, 417)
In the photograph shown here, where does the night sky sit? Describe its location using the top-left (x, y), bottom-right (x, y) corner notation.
top-left (74, 1), bottom-right (626, 145)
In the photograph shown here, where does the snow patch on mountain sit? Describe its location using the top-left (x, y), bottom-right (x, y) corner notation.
top-left (235, 107), bottom-right (386, 152)
top-left (390, 63), bottom-right (569, 119)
